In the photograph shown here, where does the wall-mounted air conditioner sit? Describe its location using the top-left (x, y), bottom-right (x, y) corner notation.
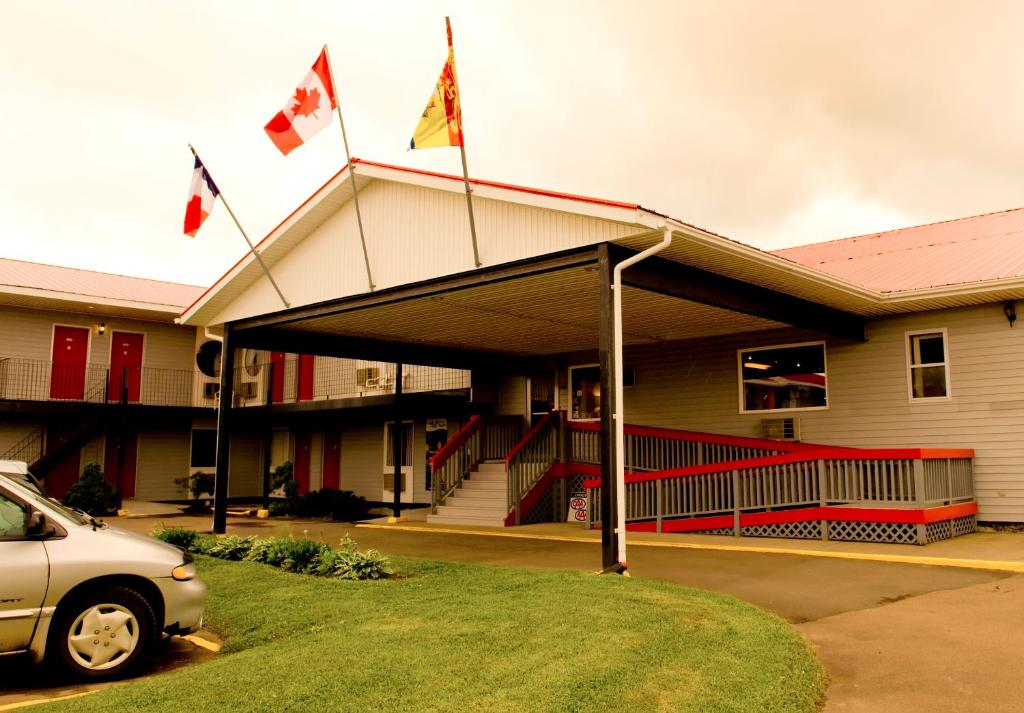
top-left (761, 417), bottom-right (801, 441)
top-left (357, 367), bottom-right (381, 388)
top-left (237, 349), bottom-right (263, 400)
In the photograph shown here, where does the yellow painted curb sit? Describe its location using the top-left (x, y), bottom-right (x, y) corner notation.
top-left (354, 523), bottom-right (1024, 574)
top-left (0, 690), bottom-right (97, 711)
top-left (181, 634), bottom-right (222, 653)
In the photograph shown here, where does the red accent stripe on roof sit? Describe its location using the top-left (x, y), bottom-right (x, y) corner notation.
top-left (180, 158), bottom-right (640, 320)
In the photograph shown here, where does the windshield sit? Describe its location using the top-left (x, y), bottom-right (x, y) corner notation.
top-left (0, 476), bottom-right (91, 526)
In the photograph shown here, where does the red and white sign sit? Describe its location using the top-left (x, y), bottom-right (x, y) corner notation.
top-left (567, 492), bottom-right (588, 524)
top-left (264, 48), bottom-right (337, 156)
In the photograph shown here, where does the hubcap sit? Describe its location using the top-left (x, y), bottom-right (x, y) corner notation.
top-left (67, 603), bottom-right (139, 671)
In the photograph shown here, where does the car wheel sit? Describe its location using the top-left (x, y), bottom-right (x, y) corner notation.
top-left (50, 585), bottom-right (156, 680)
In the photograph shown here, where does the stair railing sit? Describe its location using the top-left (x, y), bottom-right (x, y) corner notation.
top-left (505, 411), bottom-right (560, 525)
top-left (429, 415), bottom-right (484, 514)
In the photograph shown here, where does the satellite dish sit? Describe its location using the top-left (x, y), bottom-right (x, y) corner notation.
top-left (196, 341), bottom-right (222, 377)
top-left (242, 349), bottom-right (262, 377)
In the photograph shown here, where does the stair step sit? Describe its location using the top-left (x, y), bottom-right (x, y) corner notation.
top-left (435, 504), bottom-right (507, 518)
top-left (474, 463), bottom-right (506, 475)
top-left (448, 490), bottom-right (505, 503)
top-left (427, 514), bottom-right (507, 527)
top-left (460, 480), bottom-right (506, 492)
top-left (467, 471), bottom-right (505, 482)
top-left (444, 496), bottom-right (505, 509)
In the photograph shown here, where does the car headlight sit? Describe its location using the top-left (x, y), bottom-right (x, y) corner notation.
top-left (172, 562), bottom-right (196, 581)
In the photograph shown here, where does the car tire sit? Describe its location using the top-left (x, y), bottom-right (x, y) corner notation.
top-left (49, 585), bottom-right (156, 680)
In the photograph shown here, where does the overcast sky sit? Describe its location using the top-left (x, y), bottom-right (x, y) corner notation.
top-left (2, 0), bottom-right (1023, 287)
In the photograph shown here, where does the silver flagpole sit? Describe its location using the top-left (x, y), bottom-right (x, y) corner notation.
top-left (322, 45), bottom-right (375, 291)
top-left (189, 145), bottom-right (290, 309)
top-left (447, 17), bottom-right (481, 268)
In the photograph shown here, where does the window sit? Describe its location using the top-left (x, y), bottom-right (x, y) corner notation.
top-left (383, 422), bottom-right (413, 468)
top-left (190, 429), bottom-right (217, 469)
top-left (569, 365), bottom-right (601, 421)
top-left (739, 342), bottom-right (828, 412)
top-left (907, 330), bottom-right (950, 399)
top-left (0, 492), bottom-right (28, 539)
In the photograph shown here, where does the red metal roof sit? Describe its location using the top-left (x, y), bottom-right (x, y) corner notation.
top-left (0, 257), bottom-right (205, 308)
top-left (774, 207), bottom-right (1024, 292)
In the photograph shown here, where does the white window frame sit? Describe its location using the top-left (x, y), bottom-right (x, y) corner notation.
top-left (737, 340), bottom-right (829, 414)
top-left (905, 328), bottom-right (951, 402)
top-left (567, 363), bottom-right (601, 422)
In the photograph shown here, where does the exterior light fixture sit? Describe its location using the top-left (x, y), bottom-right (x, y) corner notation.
top-left (97, 322), bottom-right (106, 335)
top-left (1004, 301), bottom-right (1017, 327)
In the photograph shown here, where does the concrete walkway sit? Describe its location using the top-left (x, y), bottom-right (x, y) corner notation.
top-left (96, 517), bottom-right (1024, 711)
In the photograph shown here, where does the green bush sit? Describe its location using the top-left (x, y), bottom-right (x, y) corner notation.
top-left (63, 463), bottom-right (119, 516)
top-left (291, 488), bottom-right (370, 521)
top-left (152, 526), bottom-right (199, 551)
top-left (203, 534), bottom-right (256, 560)
top-left (150, 528), bottom-right (393, 580)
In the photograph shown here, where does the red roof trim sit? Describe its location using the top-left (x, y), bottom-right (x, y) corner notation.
top-left (351, 158), bottom-right (639, 211)
top-left (180, 158), bottom-right (642, 320)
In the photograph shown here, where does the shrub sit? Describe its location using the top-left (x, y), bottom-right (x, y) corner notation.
top-left (152, 526), bottom-right (199, 551)
top-left (174, 471), bottom-right (215, 513)
top-left (279, 487), bottom-right (370, 521)
top-left (203, 534), bottom-right (255, 560)
top-left (63, 463), bottom-right (119, 516)
top-left (150, 529), bottom-right (392, 580)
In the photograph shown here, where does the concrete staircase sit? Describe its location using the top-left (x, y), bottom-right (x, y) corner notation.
top-left (427, 460), bottom-right (508, 527)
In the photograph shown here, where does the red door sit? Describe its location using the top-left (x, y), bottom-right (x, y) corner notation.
top-left (50, 326), bottom-right (89, 400)
top-left (322, 431), bottom-right (340, 490)
top-left (109, 332), bottom-right (144, 403)
top-left (104, 431), bottom-right (138, 499)
top-left (271, 352), bottom-right (285, 403)
top-left (296, 354), bottom-right (315, 401)
top-left (293, 431), bottom-right (311, 495)
top-left (43, 424), bottom-right (82, 498)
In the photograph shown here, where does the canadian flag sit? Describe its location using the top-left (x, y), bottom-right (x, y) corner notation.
top-left (264, 48), bottom-right (337, 156)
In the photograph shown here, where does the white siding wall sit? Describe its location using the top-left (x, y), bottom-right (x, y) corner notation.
top-left (135, 427), bottom-right (191, 501)
top-left (211, 181), bottom-right (639, 325)
top-left (339, 424), bottom-right (382, 501)
top-left (229, 433), bottom-right (264, 498)
top-left (575, 303), bottom-right (1024, 520)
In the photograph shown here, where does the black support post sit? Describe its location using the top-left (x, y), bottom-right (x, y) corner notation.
top-left (392, 363), bottom-right (404, 519)
top-left (597, 245), bottom-right (620, 570)
top-left (212, 326), bottom-right (235, 534)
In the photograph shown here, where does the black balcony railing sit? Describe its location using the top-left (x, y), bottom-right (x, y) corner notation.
top-left (231, 356), bottom-right (471, 407)
top-left (0, 357), bottom-right (212, 408)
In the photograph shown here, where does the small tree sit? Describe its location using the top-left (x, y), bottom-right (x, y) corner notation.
top-left (63, 462), bottom-right (119, 516)
top-left (175, 471), bottom-right (215, 513)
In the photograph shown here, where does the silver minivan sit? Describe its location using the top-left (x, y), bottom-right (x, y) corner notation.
top-left (0, 472), bottom-right (207, 680)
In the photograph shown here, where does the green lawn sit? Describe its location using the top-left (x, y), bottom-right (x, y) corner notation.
top-left (39, 556), bottom-right (824, 713)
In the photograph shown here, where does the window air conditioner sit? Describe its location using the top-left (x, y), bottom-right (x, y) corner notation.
top-left (203, 382), bottom-right (220, 399)
top-left (761, 417), bottom-right (800, 441)
top-left (357, 367), bottom-right (381, 388)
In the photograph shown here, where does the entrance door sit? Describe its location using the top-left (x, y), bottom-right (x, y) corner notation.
top-left (109, 332), bottom-right (144, 403)
top-left (293, 431), bottom-right (311, 495)
top-left (104, 430), bottom-right (138, 499)
top-left (43, 424), bottom-right (81, 499)
top-left (50, 326), bottom-right (89, 400)
top-left (270, 352), bottom-right (285, 403)
top-left (296, 354), bottom-right (315, 401)
top-left (322, 431), bottom-right (340, 490)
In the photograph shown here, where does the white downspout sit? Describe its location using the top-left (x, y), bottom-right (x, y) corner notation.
top-left (204, 327), bottom-right (224, 342)
top-left (612, 223), bottom-right (673, 566)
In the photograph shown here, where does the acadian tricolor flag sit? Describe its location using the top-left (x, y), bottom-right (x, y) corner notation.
top-left (264, 48), bottom-right (338, 156)
top-left (183, 155), bottom-right (219, 237)
top-left (410, 19), bottom-right (464, 149)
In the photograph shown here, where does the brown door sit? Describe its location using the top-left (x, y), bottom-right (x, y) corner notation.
top-left (104, 430), bottom-right (138, 499)
top-left (293, 431), bottom-right (311, 494)
top-left (50, 326), bottom-right (89, 400)
top-left (322, 431), bottom-right (340, 490)
top-left (109, 332), bottom-right (144, 403)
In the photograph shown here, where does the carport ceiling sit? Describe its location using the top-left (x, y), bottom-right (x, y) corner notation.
top-left (239, 265), bottom-right (789, 357)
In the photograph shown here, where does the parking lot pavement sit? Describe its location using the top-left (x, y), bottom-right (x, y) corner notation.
top-left (0, 633), bottom-right (217, 709)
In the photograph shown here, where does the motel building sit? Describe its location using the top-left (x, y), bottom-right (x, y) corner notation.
top-left (9, 160), bottom-right (1024, 568)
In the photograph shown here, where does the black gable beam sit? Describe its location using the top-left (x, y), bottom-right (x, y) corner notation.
top-left (233, 326), bottom-right (537, 372)
top-left (608, 244), bottom-right (866, 342)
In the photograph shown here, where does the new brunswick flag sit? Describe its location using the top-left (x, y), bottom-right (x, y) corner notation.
top-left (409, 18), bottom-right (464, 149)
